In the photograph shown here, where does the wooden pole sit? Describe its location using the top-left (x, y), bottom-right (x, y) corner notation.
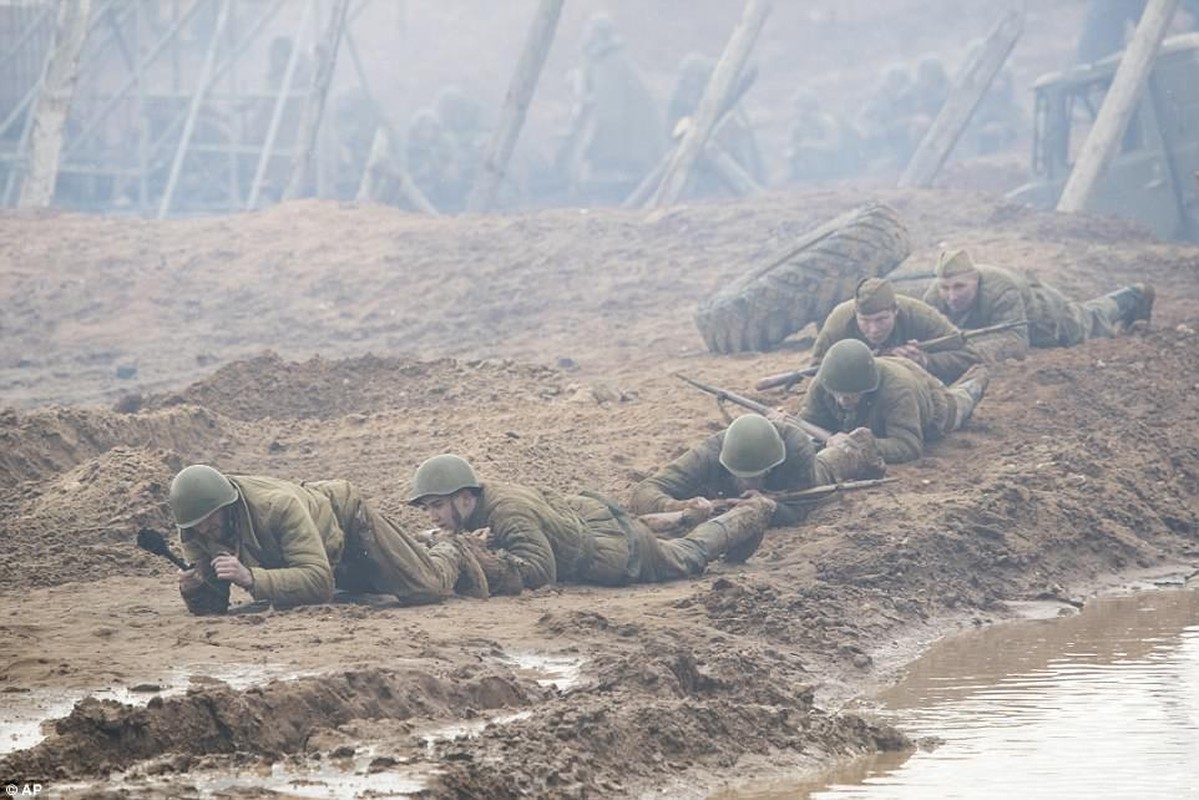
top-left (1057, 0), bottom-right (1180, 213)
top-left (648, 0), bottom-right (770, 208)
top-left (246, 0), bottom-right (317, 209)
top-left (156, 0), bottom-right (232, 219)
top-left (17, 0), bottom-right (93, 208)
top-left (464, 0), bottom-right (564, 213)
top-left (283, 0), bottom-right (351, 201)
top-left (897, 9), bottom-right (1024, 189)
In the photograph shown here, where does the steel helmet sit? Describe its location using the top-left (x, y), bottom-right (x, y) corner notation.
top-left (719, 414), bottom-right (786, 478)
top-left (407, 454), bottom-right (482, 505)
top-left (169, 464), bottom-right (239, 528)
top-left (816, 339), bottom-right (880, 394)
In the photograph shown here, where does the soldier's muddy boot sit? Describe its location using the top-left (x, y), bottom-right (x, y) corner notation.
top-left (680, 495), bottom-right (774, 567)
top-left (814, 426), bottom-right (887, 483)
top-left (950, 364), bottom-right (990, 428)
top-left (1106, 283), bottom-right (1155, 328)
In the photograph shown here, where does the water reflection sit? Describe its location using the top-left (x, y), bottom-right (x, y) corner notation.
top-left (716, 588), bottom-right (1199, 799)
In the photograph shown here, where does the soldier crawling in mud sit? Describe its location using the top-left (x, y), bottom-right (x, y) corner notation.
top-left (811, 276), bottom-right (981, 384)
top-left (628, 413), bottom-right (883, 526)
top-left (407, 453), bottom-right (774, 596)
top-left (923, 249), bottom-right (1155, 362)
top-left (800, 339), bottom-right (990, 464)
top-left (169, 465), bottom-right (486, 615)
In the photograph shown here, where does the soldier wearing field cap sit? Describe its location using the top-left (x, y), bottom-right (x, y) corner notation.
top-left (801, 339), bottom-right (990, 464)
top-left (923, 249), bottom-right (1154, 362)
top-left (812, 276), bottom-right (980, 384)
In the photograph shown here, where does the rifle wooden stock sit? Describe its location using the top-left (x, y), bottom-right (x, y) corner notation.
top-left (675, 373), bottom-right (832, 443)
top-left (754, 365), bottom-right (819, 391)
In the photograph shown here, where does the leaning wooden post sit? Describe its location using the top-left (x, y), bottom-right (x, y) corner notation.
top-left (283, 0), bottom-right (351, 201)
top-left (157, 0), bottom-right (231, 219)
top-left (18, 0), bottom-right (93, 208)
top-left (648, 0), bottom-right (770, 208)
top-left (464, 0), bottom-right (564, 213)
top-left (897, 9), bottom-right (1023, 189)
top-left (1057, 0), bottom-right (1179, 212)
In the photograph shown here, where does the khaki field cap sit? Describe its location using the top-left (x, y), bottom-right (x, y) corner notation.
top-left (854, 277), bottom-right (897, 314)
top-left (936, 249), bottom-right (979, 279)
top-left (408, 454), bottom-right (482, 505)
top-left (719, 414), bottom-right (786, 478)
top-left (170, 464), bottom-right (239, 528)
top-left (816, 339), bottom-right (881, 394)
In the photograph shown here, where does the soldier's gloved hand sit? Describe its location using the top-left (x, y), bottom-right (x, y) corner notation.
top-left (825, 431), bottom-right (852, 449)
top-left (470, 527), bottom-right (495, 546)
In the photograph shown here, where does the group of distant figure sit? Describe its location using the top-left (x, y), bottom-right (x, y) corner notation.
top-left (383, 13), bottom-right (1025, 214)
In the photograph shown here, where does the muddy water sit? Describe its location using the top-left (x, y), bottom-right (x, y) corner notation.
top-left (720, 586), bottom-right (1199, 800)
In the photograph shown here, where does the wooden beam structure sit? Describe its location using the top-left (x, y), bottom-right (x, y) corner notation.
top-left (648, 0), bottom-right (770, 208)
top-left (464, 0), bottom-right (564, 213)
top-left (18, 0), bottom-right (94, 208)
top-left (897, 8), bottom-right (1023, 189)
top-left (1057, 0), bottom-right (1180, 213)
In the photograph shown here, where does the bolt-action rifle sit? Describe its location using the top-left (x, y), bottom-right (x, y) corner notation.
top-left (638, 477), bottom-right (899, 531)
top-left (674, 373), bottom-right (832, 443)
top-left (754, 320), bottom-right (1029, 391)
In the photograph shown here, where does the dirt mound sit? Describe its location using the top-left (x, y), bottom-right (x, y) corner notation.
top-left (0, 404), bottom-right (232, 490)
top-left (0, 667), bottom-right (537, 781)
top-left (144, 352), bottom-right (571, 421)
top-left (0, 447), bottom-right (182, 591)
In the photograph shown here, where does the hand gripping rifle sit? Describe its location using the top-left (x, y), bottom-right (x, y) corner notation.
top-left (638, 477), bottom-right (899, 530)
top-left (674, 373), bottom-right (832, 443)
top-left (754, 320), bottom-right (1029, 391)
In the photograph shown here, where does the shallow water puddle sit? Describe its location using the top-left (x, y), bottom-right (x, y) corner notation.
top-left (500, 651), bottom-right (586, 690)
top-left (1, 663), bottom-right (311, 756)
top-left (718, 586), bottom-right (1199, 799)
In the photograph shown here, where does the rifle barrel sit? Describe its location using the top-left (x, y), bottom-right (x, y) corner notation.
top-left (675, 373), bottom-right (832, 443)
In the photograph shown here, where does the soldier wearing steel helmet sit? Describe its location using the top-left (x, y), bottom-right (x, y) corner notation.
top-left (407, 453), bottom-right (775, 596)
top-left (628, 413), bottom-right (883, 526)
top-left (812, 277), bottom-right (980, 384)
top-left (169, 465), bottom-right (485, 615)
top-left (801, 339), bottom-right (990, 464)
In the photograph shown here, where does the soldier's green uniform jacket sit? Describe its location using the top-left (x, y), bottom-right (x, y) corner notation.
top-left (801, 357), bottom-right (961, 464)
top-left (462, 481), bottom-right (765, 595)
top-left (812, 295), bottom-right (980, 384)
top-left (181, 475), bottom-right (458, 614)
top-left (627, 420), bottom-right (817, 526)
top-left (181, 475), bottom-right (348, 612)
top-left (922, 264), bottom-right (1118, 362)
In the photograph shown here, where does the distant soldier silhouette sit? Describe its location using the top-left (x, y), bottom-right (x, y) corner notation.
top-left (557, 13), bottom-right (664, 205)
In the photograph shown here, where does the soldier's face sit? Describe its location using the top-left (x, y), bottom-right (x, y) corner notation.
top-left (854, 307), bottom-right (898, 345)
top-left (421, 491), bottom-right (475, 533)
top-left (832, 391), bottom-right (864, 410)
top-left (938, 274), bottom-right (979, 314)
top-left (191, 508), bottom-right (225, 542)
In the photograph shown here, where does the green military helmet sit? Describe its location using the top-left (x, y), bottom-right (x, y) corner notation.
top-left (169, 464), bottom-right (239, 528)
top-left (407, 454), bottom-right (481, 505)
top-left (817, 339), bottom-right (880, 394)
top-left (719, 414), bottom-right (786, 478)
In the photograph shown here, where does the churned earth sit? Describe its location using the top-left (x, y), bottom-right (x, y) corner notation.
top-left (1, 183), bottom-right (1198, 798)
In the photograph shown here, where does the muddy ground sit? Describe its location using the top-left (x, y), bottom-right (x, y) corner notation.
top-left (1, 183), bottom-right (1198, 798)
